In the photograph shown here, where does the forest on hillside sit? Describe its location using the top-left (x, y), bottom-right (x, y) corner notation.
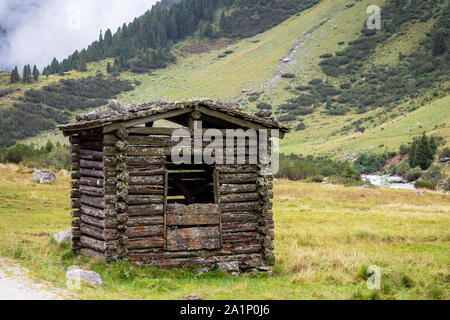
top-left (39, 0), bottom-right (321, 75)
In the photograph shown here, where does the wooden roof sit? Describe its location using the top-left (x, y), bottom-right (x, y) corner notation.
top-left (58, 98), bottom-right (290, 134)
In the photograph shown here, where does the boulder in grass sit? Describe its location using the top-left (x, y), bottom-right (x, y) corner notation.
top-left (33, 170), bottom-right (57, 184)
top-left (66, 269), bottom-right (103, 287)
top-left (217, 262), bottom-right (239, 274)
top-left (53, 229), bottom-right (71, 244)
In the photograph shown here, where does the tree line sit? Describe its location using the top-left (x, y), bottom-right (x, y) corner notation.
top-left (10, 65), bottom-right (40, 84)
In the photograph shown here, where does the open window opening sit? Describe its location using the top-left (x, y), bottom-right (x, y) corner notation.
top-left (166, 160), bottom-right (216, 205)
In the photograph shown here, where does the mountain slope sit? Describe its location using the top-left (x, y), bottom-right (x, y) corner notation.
top-left (1, 0), bottom-right (449, 159)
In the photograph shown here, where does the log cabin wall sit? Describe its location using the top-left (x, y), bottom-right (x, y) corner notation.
top-left (68, 125), bottom-right (275, 270)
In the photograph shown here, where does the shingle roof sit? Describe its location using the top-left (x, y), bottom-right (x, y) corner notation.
top-left (58, 98), bottom-right (290, 133)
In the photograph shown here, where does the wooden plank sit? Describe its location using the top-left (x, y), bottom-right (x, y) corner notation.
top-left (166, 214), bottom-right (220, 226)
top-left (80, 195), bottom-right (105, 209)
top-left (126, 225), bottom-right (164, 238)
top-left (80, 159), bottom-right (103, 170)
top-left (128, 127), bottom-right (179, 136)
top-left (80, 223), bottom-right (119, 241)
top-left (220, 192), bottom-right (258, 203)
top-left (80, 185), bottom-right (103, 197)
top-left (167, 203), bottom-right (220, 216)
top-left (126, 146), bottom-right (171, 156)
top-left (219, 173), bottom-right (257, 184)
top-left (128, 204), bottom-right (164, 216)
top-left (127, 216), bottom-right (164, 227)
top-left (128, 237), bottom-right (164, 249)
top-left (219, 184), bottom-right (257, 194)
top-left (166, 226), bottom-right (221, 251)
top-left (127, 194), bottom-right (164, 205)
top-left (80, 149), bottom-right (103, 161)
top-left (221, 212), bottom-right (259, 223)
top-left (80, 168), bottom-right (103, 179)
top-left (128, 184), bottom-right (164, 195)
top-left (126, 156), bottom-right (166, 166)
top-left (80, 205), bottom-right (105, 219)
top-left (222, 222), bottom-right (259, 232)
top-left (127, 166), bottom-right (166, 176)
top-left (222, 231), bottom-right (258, 243)
top-left (221, 202), bottom-right (259, 212)
top-left (103, 108), bottom-right (193, 133)
top-left (80, 177), bottom-right (103, 188)
top-left (129, 175), bottom-right (164, 185)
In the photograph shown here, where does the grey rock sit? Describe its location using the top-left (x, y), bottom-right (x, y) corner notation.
top-left (33, 170), bottom-right (57, 184)
top-left (257, 266), bottom-right (271, 272)
top-left (53, 229), bottom-right (71, 243)
top-left (217, 262), bottom-right (239, 274)
top-left (65, 269), bottom-right (103, 287)
top-left (195, 267), bottom-right (210, 275)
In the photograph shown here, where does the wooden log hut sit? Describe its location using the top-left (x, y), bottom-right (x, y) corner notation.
top-left (59, 98), bottom-right (289, 271)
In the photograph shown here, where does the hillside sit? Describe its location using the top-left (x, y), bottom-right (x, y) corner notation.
top-left (0, 0), bottom-right (449, 160)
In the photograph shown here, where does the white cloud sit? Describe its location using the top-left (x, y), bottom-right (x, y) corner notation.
top-left (0, 0), bottom-right (158, 71)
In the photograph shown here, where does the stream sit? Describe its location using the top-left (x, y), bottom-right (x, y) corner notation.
top-left (362, 174), bottom-right (416, 190)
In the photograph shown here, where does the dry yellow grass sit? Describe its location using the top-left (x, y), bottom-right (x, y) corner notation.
top-left (0, 167), bottom-right (448, 299)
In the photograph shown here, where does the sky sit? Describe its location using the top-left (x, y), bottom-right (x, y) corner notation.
top-left (0, 0), bottom-right (159, 72)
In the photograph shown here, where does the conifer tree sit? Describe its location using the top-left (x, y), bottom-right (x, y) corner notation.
top-left (10, 66), bottom-right (20, 83)
top-left (106, 62), bottom-right (112, 73)
top-left (32, 65), bottom-right (40, 81)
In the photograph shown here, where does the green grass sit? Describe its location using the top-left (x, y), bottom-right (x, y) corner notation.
top-left (0, 164), bottom-right (448, 300)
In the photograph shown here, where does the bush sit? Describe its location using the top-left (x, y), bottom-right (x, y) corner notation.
top-left (405, 167), bottom-right (422, 182)
top-left (389, 160), bottom-right (410, 176)
top-left (443, 178), bottom-right (450, 192)
top-left (422, 165), bottom-right (445, 185)
top-left (256, 102), bottom-right (272, 110)
top-left (281, 73), bottom-right (296, 79)
top-left (319, 53), bottom-right (333, 58)
top-left (440, 148), bottom-right (450, 158)
top-left (307, 175), bottom-right (325, 183)
top-left (399, 144), bottom-right (410, 155)
top-left (354, 153), bottom-right (390, 174)
top-left (414, 180), bottom-right (436, 190)
top-left (295, 122), bottom-right (306, 131)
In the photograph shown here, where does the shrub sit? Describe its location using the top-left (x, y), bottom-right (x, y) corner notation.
top-left (422, 165), bottom-right (445, 185)
top-left (414, 180), bottom-right (436, 190)
top-left (307, 175), bottom-right (325, 183)
top-left (295, 122), bottom-right (306, 131)
top-left (399, 144), bottom-right (410, 155)
top-left (319, 53), bottom-right (333, 58)
top-left (256, 102), bottom-right (272, 110)
top-left (405, 167), bottom-right (422, 182)
top-left (443, 178), bottom-right (450, 192)
top-left (389, 161), bottom-right (410, 176)
top-left (440, 147), bottom-right (450, 158)
top-left (296, 85), bottom-right (311, 91)
top-left (281, 73), bottom-right (296, 79)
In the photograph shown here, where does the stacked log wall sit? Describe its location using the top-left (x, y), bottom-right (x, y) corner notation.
top-left (72, 126), bottom-right (273, 270)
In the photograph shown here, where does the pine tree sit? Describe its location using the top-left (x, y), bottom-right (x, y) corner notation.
top-left (78, 55), bottom-right (87, 72)
top-left (10, 66), bottom-right (20, 83)
top-left (432, 31), bottom-right (447, 56)
top-left (22, 65), bottom-right (31, 83)
top-left (32, 65), bottom-right (40, 81)
top-left (106, 62), bottom-right (112, 73)
top-left (219, 11), bottom-right (226, 31)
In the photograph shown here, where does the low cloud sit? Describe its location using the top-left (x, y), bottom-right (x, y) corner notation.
top-left (0, 0), bottom-right (158, 71)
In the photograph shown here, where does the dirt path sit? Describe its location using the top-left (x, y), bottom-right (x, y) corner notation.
top-left (0, 258), bottom-right (68, 300)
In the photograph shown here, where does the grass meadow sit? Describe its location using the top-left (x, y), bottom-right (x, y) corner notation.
top-left (0, 164), bottom-right (448, 300)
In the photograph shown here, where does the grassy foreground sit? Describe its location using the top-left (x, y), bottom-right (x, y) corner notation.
top-left (0, 164), bottom-right (448, 300)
